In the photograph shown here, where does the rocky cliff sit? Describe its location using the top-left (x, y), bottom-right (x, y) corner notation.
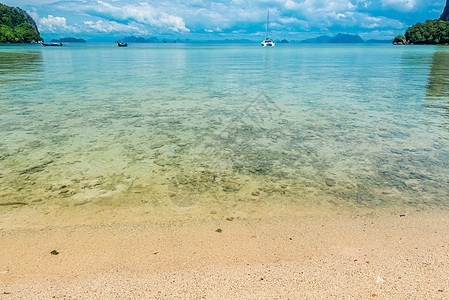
top-left (441, 0), bottom-right (449, 21)
top-left (14, 7), bottom-right (40, 36)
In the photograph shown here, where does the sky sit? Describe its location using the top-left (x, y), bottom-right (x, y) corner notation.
top-left (6, 0), bottom-right (448, 41)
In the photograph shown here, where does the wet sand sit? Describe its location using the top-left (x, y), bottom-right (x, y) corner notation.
top-left (1, 210), bottom-right (448, 298)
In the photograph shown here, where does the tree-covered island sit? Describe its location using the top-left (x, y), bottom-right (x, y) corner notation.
top-left (394, 0), bottom-right (449, 45)
top-left (0, 3), bottom-right (42, 43)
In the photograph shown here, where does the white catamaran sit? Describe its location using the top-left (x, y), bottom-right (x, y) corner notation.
top-left (261, 11), bottom-right (275, 47)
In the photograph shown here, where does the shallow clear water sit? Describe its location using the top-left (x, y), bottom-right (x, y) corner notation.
top-left (1, 43), bottom-right (449, 222)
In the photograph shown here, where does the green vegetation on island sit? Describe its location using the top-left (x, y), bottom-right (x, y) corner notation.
top-left (405, 20), bottom-right (449, 44)
top-left (393, 35), bottom-right (406, 45)
top-left (394, 1), bottom-right (449, 45)
top-left (0, 3), bottom-right (42, 43)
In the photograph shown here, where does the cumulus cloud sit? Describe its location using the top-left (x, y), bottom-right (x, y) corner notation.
top-left (38, 14), bottom-right (150, 35)
top-left (284, 0), bottom-right (301, 10)
top-left (83, 20), bottom-right (147, 34)
top-left (381, 0), bottom-right (417, 11)
top-left (30, 0), bottom-right (442, 39)
top-left (273, 0), bottom-right (404, 31)
top-left (39, 15), bottom-right (79, 33)
top-left (361, 15), bottom-right (403, 29)
top-left (56, 0), bottom-right (190, 33)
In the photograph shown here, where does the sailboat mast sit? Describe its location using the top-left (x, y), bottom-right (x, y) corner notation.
top-left (266, 11), bottom-right (269, 39)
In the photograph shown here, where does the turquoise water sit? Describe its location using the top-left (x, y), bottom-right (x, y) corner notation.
top-left (1, 43), bottom-right (449, 222)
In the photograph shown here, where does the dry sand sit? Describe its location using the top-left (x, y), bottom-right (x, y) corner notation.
top-left (1, 210), bottom-right (449, 299)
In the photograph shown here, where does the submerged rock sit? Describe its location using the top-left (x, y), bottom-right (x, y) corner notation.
top-left (150, 143), bottom-right (164, 149)
top-left (0, 202), bottom-right (28, 206)
top-left (325, 179), bottom-right (336, 187)
top-left (20, 160), bottom-right (53, 175)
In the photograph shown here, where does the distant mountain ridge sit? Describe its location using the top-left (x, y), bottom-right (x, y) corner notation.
top-left (121, 36), bottom-right (160, 43)
top-left (329, 33), bottom-right (364, 43)
top-left (300, 33), bottom-right (365, 43)
top-left (0, 3), bottom-right (42, 43)
top-left (300, 35), bottom-right (332, 43)
top-left (118, 34), bottom-right (389, 45)
top-left (119, 36), bottom-right (258, 44)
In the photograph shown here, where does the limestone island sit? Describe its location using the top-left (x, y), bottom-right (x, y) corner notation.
top-left (0, 3), bottom-right (42, 43)
top-left (394, 0), bottom-right (449, 45)
top-left (51, 37), bottom-right (86, 43)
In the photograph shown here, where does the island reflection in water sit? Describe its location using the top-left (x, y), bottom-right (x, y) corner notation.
top-left (425, 49), bottom-right (449, 129)
top-left (0, 50), bottom-right (43, 85)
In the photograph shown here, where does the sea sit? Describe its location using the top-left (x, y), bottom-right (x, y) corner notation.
top-left (1, 43), bottom-right (448, 225)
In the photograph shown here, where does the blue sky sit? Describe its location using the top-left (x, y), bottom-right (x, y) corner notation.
top-left (7, 0), bottom-right (448, 41)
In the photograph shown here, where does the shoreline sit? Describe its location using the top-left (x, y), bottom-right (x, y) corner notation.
top-left (1, 200), bottom-right (446, 230)
top-left (1, 210), bottom-right (448, 298)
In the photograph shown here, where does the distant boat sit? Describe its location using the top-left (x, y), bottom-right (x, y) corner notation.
top-left (261, 11), bottom-right (275, 47)
top-left (116, 41), bottom-right (128, 47)
top-left (42, 42), bottom-right (63, 47)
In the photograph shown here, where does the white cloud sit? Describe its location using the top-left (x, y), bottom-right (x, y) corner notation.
top-left (203, 27), bottom-right (224, 33)
top-left (61, 1), bottom-right (190, 33)
top-left (83, 20), bottom-right (147, 34)
top-left (284, 0), bottom-right (301, 10)
top-left (277, 17), bottom-right (310, 30)
top-left (361, 16), bottom-right (403, 29)
top-left (38, 14), bottom-right (150, 35)
top-left (30, 0), bottom-right (420, 38)
top-left (381, 0), bottom-right (417, 10)
top-left (39, 15), bottom-right (79, 33)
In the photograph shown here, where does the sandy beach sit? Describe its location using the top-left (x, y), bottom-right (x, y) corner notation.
top-left (1, 210), bottom-right (448, 299)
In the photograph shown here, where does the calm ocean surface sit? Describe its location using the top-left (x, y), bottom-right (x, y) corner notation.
top-left (1, 43), bottom-right (449, 222)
